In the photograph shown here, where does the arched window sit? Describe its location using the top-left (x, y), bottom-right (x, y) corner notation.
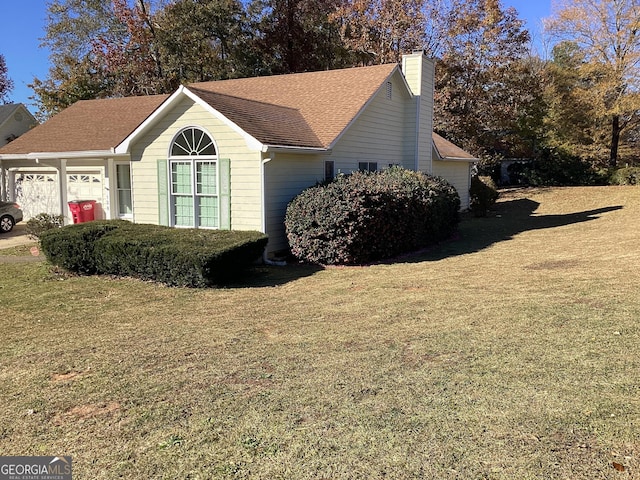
top-left (168, 127), bottom-right (219, 228)
top-left (171, 127), bottom-right (216, 156)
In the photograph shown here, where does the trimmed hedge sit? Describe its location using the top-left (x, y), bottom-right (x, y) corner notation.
top-left (469, 175), bottom-right (499, 217)
top-left (285, 167), bottom-right (460, 265)
top-left (39, 221), bottom-right (268, 287)
top-left (40, 221), bottom-right (127, 275)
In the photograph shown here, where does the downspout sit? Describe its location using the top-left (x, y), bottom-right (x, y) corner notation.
top-left (260, 152), bottom-right (286, 266)
top-left (414, 95), bottom-right (421, 172)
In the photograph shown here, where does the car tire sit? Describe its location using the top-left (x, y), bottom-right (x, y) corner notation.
top-left (0, 215), bottom-right (15, 233)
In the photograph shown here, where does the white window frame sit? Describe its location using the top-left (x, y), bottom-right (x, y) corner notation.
top-left (168, 127), bottom-right (219, 229)
top-left (115, 162), bottom-right (133, 219)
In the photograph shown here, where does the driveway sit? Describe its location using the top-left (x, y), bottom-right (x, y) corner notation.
top-left (0, 224), bottom-right (36, 250)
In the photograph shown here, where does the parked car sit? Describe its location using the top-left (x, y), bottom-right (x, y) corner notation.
top-left (0, 201), bottom-right (23, 233)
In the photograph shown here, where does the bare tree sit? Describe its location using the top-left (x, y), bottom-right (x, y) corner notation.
top-left (0, 54), bottom-right (13, 104)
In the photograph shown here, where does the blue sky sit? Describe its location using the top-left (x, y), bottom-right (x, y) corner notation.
top-left (0, 0), bottom-right (551, 115)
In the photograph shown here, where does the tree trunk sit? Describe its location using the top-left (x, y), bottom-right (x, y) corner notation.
top-left (610, 115), bottom-right (620, 168)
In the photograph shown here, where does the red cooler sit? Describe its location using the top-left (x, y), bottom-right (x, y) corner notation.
top-left (68, 200), bottom-right (97, 223)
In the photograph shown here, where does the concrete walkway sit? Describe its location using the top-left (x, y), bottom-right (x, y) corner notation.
top-left (0, 224), bottom-right (36, 250)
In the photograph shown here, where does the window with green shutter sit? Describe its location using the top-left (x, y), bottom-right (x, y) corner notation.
top-left (166, 127), bottom-right (229, 229)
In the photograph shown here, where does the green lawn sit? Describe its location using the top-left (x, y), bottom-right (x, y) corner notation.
top-left (1, 186), bottom-right (639, 479)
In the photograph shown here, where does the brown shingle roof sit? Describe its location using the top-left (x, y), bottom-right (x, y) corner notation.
top-left (188, 63), bottom-right (398, 148)
top-left (0, 95), bottom-right (169, 155)
top-left (0, 63), bottom-right (398, 155)
top-left (432, 132), bottom-right (476, 160)
top-left (188, 88), bottom-right (323, 148)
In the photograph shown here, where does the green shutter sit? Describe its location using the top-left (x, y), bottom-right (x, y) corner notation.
top-left (219, 158), bottom-right (231, 230)
top-left (157, 159), bottom-right (170, 226)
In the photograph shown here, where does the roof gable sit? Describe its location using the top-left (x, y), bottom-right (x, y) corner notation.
top-left (0, 104), bottom-right (21, 126)
top-left (0, 95), bottom-right (168, 155)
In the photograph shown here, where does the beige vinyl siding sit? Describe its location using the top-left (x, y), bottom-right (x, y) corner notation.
top-left (0, 106), bottom-right (37, 147)
top-left (0, 122), bottom-right (22, 148)
top-left (263, 153), bottom-right (324, 253)
top-left (432, 159), bottom-right (472, 210)
top-left (129, 96), bottom-right (262, 230)
top-left (330, 71), bottom-right (413, 172)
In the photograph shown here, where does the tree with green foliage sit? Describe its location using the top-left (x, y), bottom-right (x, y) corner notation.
top-left (34, 0), bottom-right (350, 116)
top-left (433, 0), bottom-right (543, 158)
top-left (155, 0), bottom-right (259, 82)
top-left (32, 0), bottom-right (547, 163)
top-left (544, 0), bottom-right (640, 167)
top-left (31, 0), bottom-right (130, 117)
top-left (542, 41), bottom-right (604, 161)
top-left (249, 0), bottom-right (352, 73)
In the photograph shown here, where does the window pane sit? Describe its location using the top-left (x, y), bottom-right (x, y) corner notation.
top-left (171, 133), bottom-right (191, 156)
top-left (173, 195), bottom-right (193, 226)
top-left (196, 161), bottom-right (217, 195)
top-left (118, 190), bottom-right (132, 215)
top-left (199, 142), bottom-right (216, 155)
top-left (116, 164), bottom-right (131, 189)
top-left (358, 162), bottom-right (377, 172)
top-left (116, 164), bottom-right (132, 216)
top-left (325, 161), bottom-right (334, 181)
top-left (171, 162), bottom-right (192, 194)
top-left (170, 128), bottom-right (216, 156)
top-left (198, 196), bottom-right (218, 228)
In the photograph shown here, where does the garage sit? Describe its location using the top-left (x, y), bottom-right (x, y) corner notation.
top-left (14, 168), bottom-right (105, 220)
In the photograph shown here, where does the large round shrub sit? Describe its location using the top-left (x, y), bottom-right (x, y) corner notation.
top-left (285, 167), bottom-right (460, 265)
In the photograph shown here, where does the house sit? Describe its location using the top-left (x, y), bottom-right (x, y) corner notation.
top-left (0, 52), bottom-right (476, 257)
top-left (0, 103), bottom-right (37, 146)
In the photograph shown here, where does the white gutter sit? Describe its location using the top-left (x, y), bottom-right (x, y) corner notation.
top-left (0, 150), bottom-right (129, 161)
top-left (261, 144), bottom-right (331, 155)
top-left (436, 156), bottom-right (478, 163)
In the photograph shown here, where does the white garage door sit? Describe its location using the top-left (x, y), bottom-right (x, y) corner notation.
top-left (15, 170), bottom-right (105, 220)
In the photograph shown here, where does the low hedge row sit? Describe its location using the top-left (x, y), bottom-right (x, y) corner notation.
top-left (608, 167), bottom-right (640, 186)
top-left (39, 221), bottom-right (268, 287)
top-left (285, 167), bottom-right (460, 265)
